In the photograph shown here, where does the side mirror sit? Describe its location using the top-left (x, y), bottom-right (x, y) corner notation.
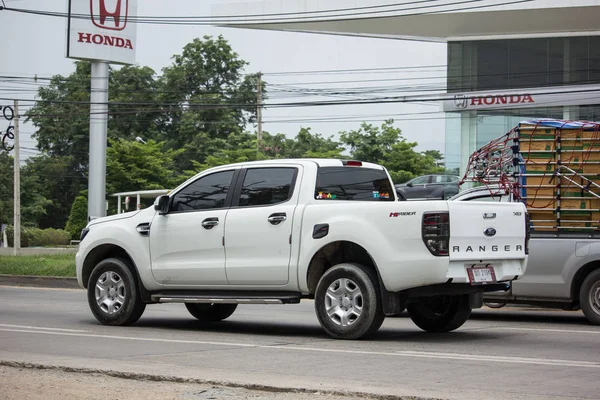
top-left (406, 182), bottom-right (413, 187)
top-left (154, 195), bottom-right (170, 215)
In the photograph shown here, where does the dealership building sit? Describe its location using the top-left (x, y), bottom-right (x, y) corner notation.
top-left (213, 0), bottom-right (600, 174)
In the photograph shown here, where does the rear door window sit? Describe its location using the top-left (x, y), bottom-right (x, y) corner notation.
top-left (237, 167), bottom-right (297, 207)
top-left (316, 167), bottom-right (395, 201)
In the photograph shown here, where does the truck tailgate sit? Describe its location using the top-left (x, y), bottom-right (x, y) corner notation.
top-left (447, 201), bottom-right (527, 261)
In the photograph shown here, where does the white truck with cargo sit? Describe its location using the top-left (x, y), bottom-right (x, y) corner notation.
top-left (76, 159), bottom-right (529, 339)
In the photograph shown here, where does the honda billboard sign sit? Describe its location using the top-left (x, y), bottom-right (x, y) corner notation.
top-left (442, 84), bottom-right (600, 112)
top-left (66, 0), bottom-right (138, 65)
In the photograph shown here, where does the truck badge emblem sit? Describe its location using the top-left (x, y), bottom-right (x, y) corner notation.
top-left (484, 228), bottom-right (497, 237)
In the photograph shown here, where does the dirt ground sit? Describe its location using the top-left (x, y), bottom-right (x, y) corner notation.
top-left (0, 365), bottom-right (381, 400)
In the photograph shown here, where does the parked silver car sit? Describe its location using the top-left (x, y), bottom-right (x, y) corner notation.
top-left (450, 186), bottom-right (600, 325)
top-left (395, 174), bottom-right (460, 201)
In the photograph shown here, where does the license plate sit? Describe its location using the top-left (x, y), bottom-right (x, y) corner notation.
top-left (466, 265), bottom-right (497, 285)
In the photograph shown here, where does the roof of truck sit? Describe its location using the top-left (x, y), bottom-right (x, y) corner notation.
top-left (205, 158), bottom-right (384, 170)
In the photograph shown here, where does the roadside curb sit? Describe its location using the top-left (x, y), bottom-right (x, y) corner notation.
top-left (0, 360), bottom-right (441, 400)
top-left (0, 274), bottom-right (80, 289)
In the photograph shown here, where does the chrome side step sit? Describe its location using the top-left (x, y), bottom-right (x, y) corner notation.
top-left (149, 291), bottom-right (302, 305)
top-left (155, 297), bottom-right (284, 304)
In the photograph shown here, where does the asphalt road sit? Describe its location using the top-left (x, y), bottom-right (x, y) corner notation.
top-left (1, 285), bottom-right (599, 400)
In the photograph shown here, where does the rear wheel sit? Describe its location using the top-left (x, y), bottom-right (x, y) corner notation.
top-left (87, 258), bottom-right (146, 326)
top-left (484, 301), bottom-right (507, 309)
top-left (314, 263), bottom-right (385, 340)
top-left (185, 303), bottom-right (238, 322)
top-left (579, 269), bottom-right (600, 325)
top-left (407, 294), bottom-right (472, 332)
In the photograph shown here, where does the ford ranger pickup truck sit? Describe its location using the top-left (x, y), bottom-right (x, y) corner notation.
top-left (76, 159), bottom-right (529, 339)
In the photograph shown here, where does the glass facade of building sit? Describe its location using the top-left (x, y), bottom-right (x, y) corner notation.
top-left (445, 36), bottom-right (600, 176)
top-left (447, 37), bottom-right (600, 92)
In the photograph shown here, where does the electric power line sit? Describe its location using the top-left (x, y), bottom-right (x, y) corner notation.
top-left (4, 86), bottom-right (600, 110)
top-left (1, 1), bottom-right (486, 24)
top-left (1, 0), bottom-right (535, 26)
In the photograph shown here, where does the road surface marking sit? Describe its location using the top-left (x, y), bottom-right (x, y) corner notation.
top-left (0, 285), bottom-right (82, 291)
top-left (0, 329), bottom-right (258, 347)
top-left (0, 324), bottom-right (88, 333)
top-left (496, 327), bottom-right (600, 335)
top-left (264, 346), bottom-right (600, 368)
top-left (0, 328), bottom-right (598, 369)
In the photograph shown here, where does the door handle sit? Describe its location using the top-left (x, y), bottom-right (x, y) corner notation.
top-left (201, 217), bottom-right (219, 230)
top-left (268, 213), bottom-right (287, 225)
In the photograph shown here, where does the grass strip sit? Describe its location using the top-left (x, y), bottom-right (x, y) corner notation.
top-left (0, 254), bottom-right (76, 277)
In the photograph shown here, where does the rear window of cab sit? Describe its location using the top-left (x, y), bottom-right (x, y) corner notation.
top-left (315, 167), bottom-right (395, 201)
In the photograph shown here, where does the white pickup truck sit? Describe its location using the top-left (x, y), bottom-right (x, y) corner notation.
top-left (76, 159), bottom-right (529, 339)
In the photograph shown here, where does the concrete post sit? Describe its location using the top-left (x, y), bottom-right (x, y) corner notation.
top-left (88, 61), bottom-right (110, 221)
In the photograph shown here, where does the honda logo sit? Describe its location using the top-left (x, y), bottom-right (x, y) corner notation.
top-left (453, 94), bottom-right (468, 109)
top-left (90, 0), bottom-right (128, 31)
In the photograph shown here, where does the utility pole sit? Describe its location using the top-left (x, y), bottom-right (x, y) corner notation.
top-left (257, 72), bottom-right (263, 151)
top-left (13, 100), bottom-right (20, 255)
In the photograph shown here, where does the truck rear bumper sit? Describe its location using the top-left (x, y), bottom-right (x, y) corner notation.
top-left (446, 259), bottom-right (525, 284)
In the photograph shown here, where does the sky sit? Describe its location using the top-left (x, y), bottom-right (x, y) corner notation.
top-left (0, 0), bottom-right (448, 163)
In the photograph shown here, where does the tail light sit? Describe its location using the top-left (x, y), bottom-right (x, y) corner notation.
top-left (525, 212), bottom-right (531, 255)
top-left (422, 212), bottom-right (450, 256)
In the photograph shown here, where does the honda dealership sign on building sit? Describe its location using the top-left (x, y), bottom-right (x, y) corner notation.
top-left (66, 0), bottom-right (138, 65)
top-left (442, 84), bottom-right (600, 112)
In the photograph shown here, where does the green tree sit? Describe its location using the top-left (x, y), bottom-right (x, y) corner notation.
top-left (422, 150), bottom-right (444, 168)
top-left (27, 62), bottom-right (161, 161)
top-left (26, 62), bottom-right (92, 163)
top-left (108, 65), bottom-right (162, 142)
top-left (0, 152), bottom-right (13, 225)
top-left (19, 165), bottom-right (53, 227)
top-left (65, 196), bottom-right (88, 240)
top-left (286, 128), bottom-right (344, 158)
top-left (339, 120), bottom-right (442, 184)
top-left (21, 155), bottom-right (83, 229)
top-left (0, 153), bottom-right (57, 227)
top-left (25, 61), bottom-right (163, 228)
top-left (157, 35), bottom-right (263, 169)
top-left (339, 120), bottom-right (399, 163)
top-left (106, 138), bottom-right (184, 195)
top-left (178, 127), bottom-right (346, 178)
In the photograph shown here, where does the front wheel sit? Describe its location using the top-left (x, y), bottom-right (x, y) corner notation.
top-left (407, 295), bottom-right (472, 332)
top-left (314, 263), bottom-right (385, 340)
top-left (185, 303), bottom-right (238, 322)
top-left (579, 269), bottom-right (600, 325)
top-left (87, 258), bottom-right (146, 326)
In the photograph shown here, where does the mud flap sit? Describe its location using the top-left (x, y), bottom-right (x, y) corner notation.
top-left (469, 292), bottom-right (484, 309)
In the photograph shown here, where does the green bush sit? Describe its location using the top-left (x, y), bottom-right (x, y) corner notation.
top-left (65, 196), bottom-right (88, 240)
top-left (4, 226), bottom-right (31, 247)
top-left (4, 226), bottom-right (71, 247)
